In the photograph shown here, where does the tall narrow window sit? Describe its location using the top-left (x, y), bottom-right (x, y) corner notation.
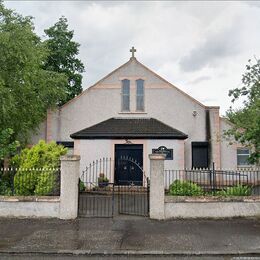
top-left (121, 79), bottom-right (130, 111)
top-left (136, 79), bottom-right (144, 111)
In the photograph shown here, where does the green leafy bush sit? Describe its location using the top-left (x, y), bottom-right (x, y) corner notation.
top-left (12, 140), bottom-right (67, 195)
top-left (35, 171), bottom-right (58, 196)
top-left (216, 185), bottom-right (252, 196)
top-left (14, 170), bottom-right (37, 196)
top-left (0, 180), bottom-right (12, 195)
top-left (79, 180), bottom-right (86, 192)
top-left (0, 172), bottom-right (13, 196)
top-left (169, 180), bottom-right (203, 196)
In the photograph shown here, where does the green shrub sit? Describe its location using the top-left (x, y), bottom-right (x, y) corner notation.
top-left (14, 170), bottom-right (37, 196)
top-left (216, 185), bottom-right (252, 196)
top-left (169, 180), bottom-right (203, 196)
top-left (79, 180), bottom-right (85, 192)
top-left (35, 171), bottom-right (58, 196)
top-left (0, 172), bottom-right (13, 196)
top-left (12, 140), bottom-right (67, 196)
top-left (0, 180), bottom-right (12, 195)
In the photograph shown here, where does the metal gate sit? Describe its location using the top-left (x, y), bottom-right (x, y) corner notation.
top-left (78, 157), bottom-right (149, 218)
top-left (117, 156), bottom-right (149, 216)
top-left (117, 179), bottom-right (149, 216)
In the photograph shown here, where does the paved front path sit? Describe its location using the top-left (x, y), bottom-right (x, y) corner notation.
top-left (0, 217), bottom-right (259, 257)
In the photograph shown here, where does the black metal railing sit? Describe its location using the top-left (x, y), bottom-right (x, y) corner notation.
top-left (0, 168), bottom-right (60, 196)
top-left (80, 156), bottom-right (147, 190)
top-left (165, 168), bottom-right (260, 196)
top-left (81, 158), bottom-right (114, 190)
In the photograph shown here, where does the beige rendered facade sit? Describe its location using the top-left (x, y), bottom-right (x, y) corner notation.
top-left (31, 53), bottom-right (242, 178)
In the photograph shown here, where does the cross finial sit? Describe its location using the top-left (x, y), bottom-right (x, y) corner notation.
top-left (130, 46), bottom-right (136, 58)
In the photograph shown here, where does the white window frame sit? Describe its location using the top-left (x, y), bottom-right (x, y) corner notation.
top-left (237, 148), bottom-right (250, 167)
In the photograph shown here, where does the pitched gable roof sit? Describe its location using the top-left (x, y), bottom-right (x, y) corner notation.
top-left (61, 57), bottom-right (207, 109)
top-left (70, 117), bottom-right (188, 139)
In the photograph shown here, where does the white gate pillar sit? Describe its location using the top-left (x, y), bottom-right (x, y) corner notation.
top-left (60, 155), bottom-right (80, 219)
top-left (149, 153), bottom-right (166, 220)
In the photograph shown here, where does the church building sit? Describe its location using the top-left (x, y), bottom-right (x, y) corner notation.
top-left (32, 48), bottom-right (249, 183)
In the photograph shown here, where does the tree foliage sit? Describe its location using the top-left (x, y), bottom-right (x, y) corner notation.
top-left (0, 3), bottom-right (67, 146)
top-left (0, 128), bottom-right (20, 161)
top-left (43, 16), bottom-right (84, 105)
top-left (226, 59), bottom-right (260, 164)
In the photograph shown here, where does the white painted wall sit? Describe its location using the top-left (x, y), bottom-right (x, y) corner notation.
top-left (146, 139), bottom-right (184, 174)
top-left (31, 58), bottom-right (229, 169)
top-left (0, 198), bottom-right (60, 218)
top-left (165, 200), bottom-right (260, 219)
top-left (220, 118), bottom-right (238, 169)
top-left (75, 139), bottom-right (112, 177)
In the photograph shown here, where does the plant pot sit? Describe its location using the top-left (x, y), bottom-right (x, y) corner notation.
top-left (98, 180), bottom-right (109, 188)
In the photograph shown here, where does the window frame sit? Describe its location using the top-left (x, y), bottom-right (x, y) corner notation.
top-left (237, 148), bottom-right (250, 167)
top-left (136, 79), bottom-right (145, 112)
top-left (121, 79), bottom-right (130, 112)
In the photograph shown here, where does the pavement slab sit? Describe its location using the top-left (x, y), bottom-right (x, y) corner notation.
top-left (0, 217), bottom-right (259, 256)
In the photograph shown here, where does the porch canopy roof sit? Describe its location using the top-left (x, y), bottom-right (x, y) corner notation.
top-left (70, 118), bottom-right (188, 140)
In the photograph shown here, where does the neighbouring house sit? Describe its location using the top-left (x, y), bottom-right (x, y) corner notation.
top-left (31, 48), bottom-right (252, 184)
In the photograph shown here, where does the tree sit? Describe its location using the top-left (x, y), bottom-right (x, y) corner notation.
top-left (43, 16), bottom-right (85, 105)
top-left (0, 129), bottom-right (20, 163)
top-left (0, 3), bottom-right (67, 147)
top-left (226, 59), bottom-right (260, 164)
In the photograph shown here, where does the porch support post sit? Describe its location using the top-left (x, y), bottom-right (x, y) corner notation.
top-left (60, 155), bottom-right (80, 219)
top-left (149, 153), bottom-right (166, 220)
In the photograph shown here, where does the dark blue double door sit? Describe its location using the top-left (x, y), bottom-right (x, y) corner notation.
top-left (115, 144), bottom-right (143, 185)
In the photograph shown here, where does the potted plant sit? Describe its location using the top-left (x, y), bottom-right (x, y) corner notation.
top-left (98, 173), bottom-right (109, 188)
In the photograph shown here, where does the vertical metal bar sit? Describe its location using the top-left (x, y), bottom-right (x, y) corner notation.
top-left (91, 191), bottom-right (93, 216)
top-left (77, 178), bottom-right (80, 216)
top-left (11, 168), bottom-right (15, 195)
top-left (104, 190), bottom-right (107, 217)
top-left (212, 162), bottom-right (216, 194)
top-left (147, 177), bottom-right (150, 215)
top-left (134, 183), bottom-right (136, 215)
top-left (105, 158), bottom-right (107, 179)
top-left (103, 157), bottom-right (105, 177)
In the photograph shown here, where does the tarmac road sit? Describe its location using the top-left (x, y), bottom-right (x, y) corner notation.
top-left (0, 216), bottom-right (259, 258)
top-left (0, 254), bottom-right (260, 259)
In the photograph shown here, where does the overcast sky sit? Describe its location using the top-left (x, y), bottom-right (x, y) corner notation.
top-left (4, 1), bottom-right (260, 115)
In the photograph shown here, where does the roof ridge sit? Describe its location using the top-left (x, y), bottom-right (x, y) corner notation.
top-left (113, 117), bottom-right (152, 120)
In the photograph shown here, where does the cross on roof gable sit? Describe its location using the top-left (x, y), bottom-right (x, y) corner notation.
top-left (130, 46), bottom-right (136, 58)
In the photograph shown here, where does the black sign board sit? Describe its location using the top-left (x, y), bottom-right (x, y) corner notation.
top-left (152, 146), bottom-right (173, 160)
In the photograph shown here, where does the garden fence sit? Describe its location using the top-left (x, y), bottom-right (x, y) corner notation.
top-left (0, 168), bottom-right (60, 196)
top-left (165, 168), bottom-right (260, 196)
